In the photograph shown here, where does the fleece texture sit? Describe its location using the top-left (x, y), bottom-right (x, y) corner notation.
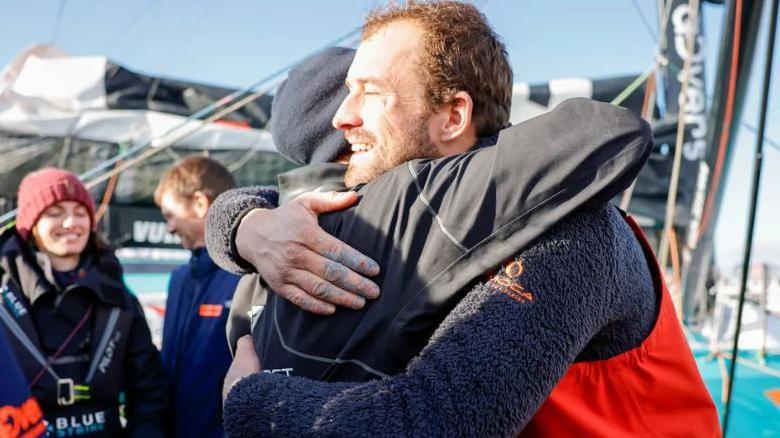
top-left (205, 186), bottom-right (278, 274)
top-left (223, 204), bottom-right (657, 437)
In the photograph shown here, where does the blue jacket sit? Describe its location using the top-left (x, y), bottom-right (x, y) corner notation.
top-left (161, 247), bottom-right (240, 438)
top-left (0, 329), bottom-right (46, 437)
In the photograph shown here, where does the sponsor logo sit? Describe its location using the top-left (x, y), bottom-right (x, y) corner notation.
top-left (487, 259), bottom-right (535, 304)
top-left (132, 221), bottom-right (180, 245)
top-left (2, 287), bottom-right (27, 318)
top-left (671, 3), bottom-right (707, 162)
top-left (51, 410), bottom-right (106, 437)
top-left (199, 304), bottom-right (223, 318)
top-left (98, 331), bottom-right (122, 375)
top-left (262, 368), bottom-right (294, 376)
top-left (0, 397), bottom-right (45, 438)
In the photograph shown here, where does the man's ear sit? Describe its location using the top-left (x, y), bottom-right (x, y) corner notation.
top-left (432, 91), bottom-right (476, 154)
top-left (192, 191), bottom-right (211, 219)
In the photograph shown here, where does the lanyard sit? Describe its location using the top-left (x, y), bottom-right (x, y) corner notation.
top-left (29, 304), bottom-right (93, 387)
top-left (1, 289), bottom-right (122, 405)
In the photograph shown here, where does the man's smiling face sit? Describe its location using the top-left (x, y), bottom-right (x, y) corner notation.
top-left (332, 20), bottom-right (440, 187)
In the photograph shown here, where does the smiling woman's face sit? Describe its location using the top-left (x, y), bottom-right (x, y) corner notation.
top-left (32, 201), bottom-right (91, 258)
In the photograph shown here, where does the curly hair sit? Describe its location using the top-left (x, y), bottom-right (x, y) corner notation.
top-left (363, 1), bottom-right (513, 136)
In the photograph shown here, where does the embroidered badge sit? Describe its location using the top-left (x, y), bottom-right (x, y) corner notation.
top-left (199, 304), bottom-right (223, 318)
top-left (487, 259), bottom-right (535, 304)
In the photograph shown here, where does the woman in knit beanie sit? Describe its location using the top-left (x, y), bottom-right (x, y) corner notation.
top-left (0, 168), bottom-right (168, 437)
top-left (15, 168), bottom-right (97, 271)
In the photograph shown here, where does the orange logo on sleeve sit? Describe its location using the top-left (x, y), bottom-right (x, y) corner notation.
top-left (198, 304), bottom-right (224, 318)
top-left (487, 259), bottom-right (535, 304)
top-left (0, 397), bottom-right (45, 438)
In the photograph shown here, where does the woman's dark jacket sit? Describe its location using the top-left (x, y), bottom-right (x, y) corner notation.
top-left (0, 228), bottom-right (168, 437)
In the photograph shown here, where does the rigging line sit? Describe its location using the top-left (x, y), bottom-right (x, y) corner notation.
top-left (227, 143), bottom-right (261, 173)
top-left (85, 85), bottom-right (278, 189)
top-left (722, 0), bottom-right (778, 432)
top-left (163, 147), bottom-right (182, 161)
top-left (630, 0), bottom-right (659, 42)
top-left (0, 27), bottom-right (361, 226)
top-left (164, 0), bottom-right (210, 68)
top-left (621, 0), bottom-right (674, 211)
top-left (94, 160), bottom-right (121, 223)
top-left (104, 0), bottom-right (156, 52)
top-left (223, 125), bottom-right (270, 173)
top-left (86, 26), bottom-right (359, 183)
top-left (657, 0), bottom-right (676, 54)
top-left (669, 227), bottom-right (683, 319)
top-left (80, 27), bottom-right (360, 186)
top-left (84, 29), bottom-right (356, 181)
top-left (717, 351), bottom-right (780, 380)
top-left (612, 0), bottom-right (676, 110)
top-left (610, 65), bottom-right (656, 106)
top-left (742, 122), bottom-right (780, 153)
top-left (717, 355), bottom-right (730, 404)
top-left (695, 0), bottom-right (745, 246)
top-left (658, 0), bottom-right (701, 281)
top-left (51, 0), bottom-right (67, 44)
top-left (620, 71), bottom-right (657, 210)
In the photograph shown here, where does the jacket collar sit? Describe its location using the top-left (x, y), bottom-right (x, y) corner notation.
top-left (189, 246), bottom-right (219, 279)
top-left (473, 131), bottom-right (500, 150)
top-left (277, 163), bottom-right (347, 205)
top-left (0, 228), bottom-right (127, 308)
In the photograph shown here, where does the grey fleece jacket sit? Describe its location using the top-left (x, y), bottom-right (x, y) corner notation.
top-left (222, 204), bottom-right (657, 437)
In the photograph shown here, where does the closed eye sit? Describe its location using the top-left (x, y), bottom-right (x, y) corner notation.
top-left (43, 207), bottom-right (64, 217)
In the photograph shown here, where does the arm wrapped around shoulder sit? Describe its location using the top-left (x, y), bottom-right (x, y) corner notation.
top-left (205, 186), bottom-right (279, 274)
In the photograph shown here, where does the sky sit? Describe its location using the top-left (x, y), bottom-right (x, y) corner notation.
top-left (1, 0), bottom-right (778, 272)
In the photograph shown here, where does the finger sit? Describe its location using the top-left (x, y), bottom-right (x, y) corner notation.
top-left (297, 191), bottom-right (359, 215)
top-left (288, 269), bottom-right (366, 309)
top-left (277, 284), bottom-right (336, 315)
top-left (236, 335), bottom-right (254, 352)
top-left (235, 336), bottom-right (261, 369)
top-left (310, 230), bottom-right (380, 278)
top-left (298, 250), bottom-right (380, 300)
top-left (235, 336), bottom-right (257, 362)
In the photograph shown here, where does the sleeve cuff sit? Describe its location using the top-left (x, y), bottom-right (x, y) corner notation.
top-left (206, 186), bottom-right (279, 274)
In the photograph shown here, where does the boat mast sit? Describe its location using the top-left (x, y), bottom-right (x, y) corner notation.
top-left (682, 0), bottom-right (766, 325)
top-left (722, 0), bottom-right (778, 433)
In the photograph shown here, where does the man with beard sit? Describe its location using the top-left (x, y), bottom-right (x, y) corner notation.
top-left (215, 2), bottom-right (719, 436)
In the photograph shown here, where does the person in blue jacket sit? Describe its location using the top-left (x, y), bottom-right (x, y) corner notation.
top-left (0, 329), bottom-right (45, 438)
top-left (154, 155), bottom-right (241, 438)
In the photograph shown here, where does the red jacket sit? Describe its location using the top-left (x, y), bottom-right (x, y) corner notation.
top-left (521, 216), bottom-right (720, 437)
